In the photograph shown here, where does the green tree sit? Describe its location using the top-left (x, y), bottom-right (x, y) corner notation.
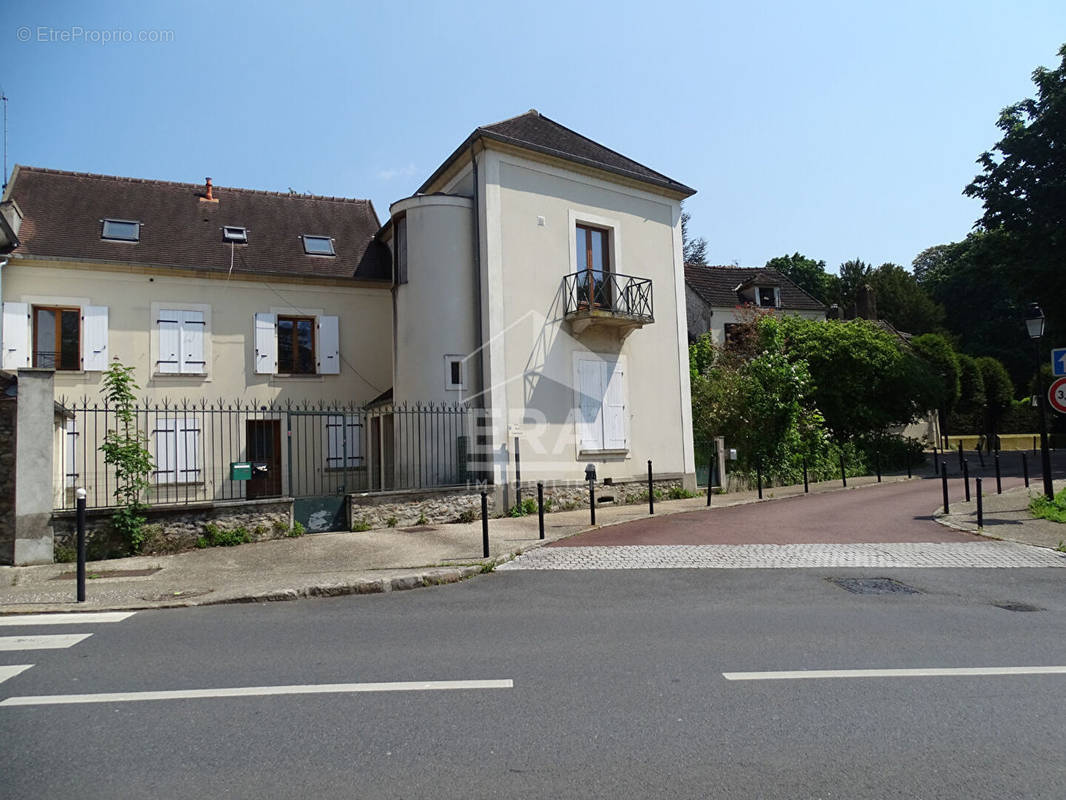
top-left (99, 362), bottom-right (155, 553)
top-left (911, 333), bottom-right (960, 439)
top-left (836, 259), bottom-right (872, 310)
top-left (964, 44), bottom-right (1066, 347)
top-left (867, 263), bottom-right (944, 334)
top-left (763, 252), bottom-right (837, 305)
top-left (681, 205), bottom-right (709, 266)
top-left (777, 315), bottom-right (939, 441)
top-left (955, 353), bottom-right (986, 414)
top-left (975, 356), bottom-right (1014, 447)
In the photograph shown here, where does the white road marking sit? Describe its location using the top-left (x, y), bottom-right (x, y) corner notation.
top-left (0, 665), bottom-right (33, 685)
top-left (723, 666), bottom-right (1066, 681)
top-left (0, 679), bottom-right (515, 707)
top-left (0, 634), bottom-right (93, 651)
top-left (0, 612), bottom-right (136, 626)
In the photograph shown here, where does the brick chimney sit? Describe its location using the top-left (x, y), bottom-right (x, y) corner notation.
top-left (200, 177), bottom-right (217, 203)
top-left (855, 284), bottom-right (877, 320)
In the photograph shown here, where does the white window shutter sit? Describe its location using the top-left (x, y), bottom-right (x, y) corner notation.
top-left (577, 359), bottom-right (604, 451)
top-left (157, 309), bottom-right (180, 374)
top-left (325, 414), bottom-right (362, 468)
top-left (325, 415), bottom-right (343, 468)
top-left (318, 315), bottom-right (340, 374)
top-left (154, 418), bottom-right (178, 484)
top-left (82, 306), bottom-right (109, 371)
top-left (180, 310), bottom-right (206, 374)
top-left (2, 302), bottom-right (29, 370)
top-left (254, 313), bottom-right (277, 374)
top-left (603, 363), bottom-right (627, 450)
top-left (176, 417), bottom-right (200, 482)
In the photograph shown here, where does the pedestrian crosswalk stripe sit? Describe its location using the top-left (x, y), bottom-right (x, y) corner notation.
top-left (0, 612), bottom-right (136, 627)
top-left (723, 666), bottom-right (1066, 681)
top-left (0, 634), bottom-right (93, 652)
top-left (0, 665), bottom-right (33, 685)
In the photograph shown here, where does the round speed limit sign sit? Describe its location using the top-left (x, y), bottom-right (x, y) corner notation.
top-left (1050, 377), bottom-right (1066, 414)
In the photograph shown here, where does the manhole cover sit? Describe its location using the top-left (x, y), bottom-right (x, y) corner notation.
top-left (827, 577), bottom-right (921, 595)
top-left (993, 602), bottom-right (1044, 612)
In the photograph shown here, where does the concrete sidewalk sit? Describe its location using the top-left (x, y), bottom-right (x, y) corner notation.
top-left (0, 473), bottom-right (916, 613)
top-left (936, 479), bottom-right (1066, 550)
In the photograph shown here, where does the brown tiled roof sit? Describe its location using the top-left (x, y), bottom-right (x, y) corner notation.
top-left (684, 264), bottom-right (826, 311)
top-left (4, 167), bottom-right (391, 281)
top-left (419, 109), bottom-right (695, 197)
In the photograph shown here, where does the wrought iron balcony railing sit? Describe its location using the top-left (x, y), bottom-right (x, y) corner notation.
top-left (563, 270), bottom-right (654, 331)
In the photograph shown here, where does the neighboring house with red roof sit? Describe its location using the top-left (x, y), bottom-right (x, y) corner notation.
top-left (0, 109), bottom-right (699, 542)
top-left (684, 264), bottom-right (826, 344)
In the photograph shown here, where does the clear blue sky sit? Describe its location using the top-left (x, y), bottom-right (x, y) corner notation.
top-left (1, 0), bottom-right (1063, 273)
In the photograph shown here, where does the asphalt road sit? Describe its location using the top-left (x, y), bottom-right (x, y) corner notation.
top-left (4, 565), bottom-right (1066, 799)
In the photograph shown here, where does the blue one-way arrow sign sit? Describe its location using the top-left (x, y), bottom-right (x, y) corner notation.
top-left (1053, 347), bottom-right (1066, 377)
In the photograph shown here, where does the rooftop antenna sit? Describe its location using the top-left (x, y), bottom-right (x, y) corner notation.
top-left (1, 88), bottom-right (8, 193)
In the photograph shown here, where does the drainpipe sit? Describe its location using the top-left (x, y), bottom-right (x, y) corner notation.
top-left (470, 145), bottom-right (484, 405)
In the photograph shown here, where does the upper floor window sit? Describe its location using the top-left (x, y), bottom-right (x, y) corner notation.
top-left (33, 306), bottom-right (80, 370)
top-left (254, 312), bottom-right (340, 376)
top-left (757, 287), bottom-right (780, 308)
top-left (102, 219), bottom-right (140, 241)
top-left (156, 307), bottom-right (207, 375)
top-left (302, 235), bottom-right (335, 256)
top-left (277, 316), bottom-right (316, 374)
top-left (223, 226), bottom-right (248, 243)
top-left (575, 224), bottom-right (611, 308)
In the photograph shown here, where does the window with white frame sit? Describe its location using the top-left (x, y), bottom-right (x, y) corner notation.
top-left (756, 287), bottom-right (780, 308)
top-left (325, 414), bottom-right (363, 469)
top-left (156, 308), bottom-right (207, 375)
top-left (444, 355), bottom-right (465, 391)
top-left (574, 354), bottom-right (628, 453)
top-left (254, 312), bottom-right (339, 375)
top-left (153, 416), bottom-right (201, 484)
top-left (1, 302), bottom-right (108, 371)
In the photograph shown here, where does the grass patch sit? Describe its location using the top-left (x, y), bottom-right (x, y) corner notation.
top-left (1030, 487), bottom-right (1066, 524)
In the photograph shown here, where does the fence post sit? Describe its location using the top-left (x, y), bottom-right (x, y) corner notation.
top-left (995, 452), bottom-right (1002, 495)
top-left (941, 462), bottom-right (950, 515)
top-left (1022, 452), bottom-right (1030, 488)
top-left (537, 482), bottom-right (544, 540)
top-left (840, 452), bottom-right (847, 488)
top-left (963, 459), bottom-right (970, 502)
top-left (802, 456), bottom-right (809, 493)
top-left (76, 488), bottom-right (87, 603)
top-left (481, 492), bottom-right (489, 559)
top-left (647, 460), bottom-right (654, 514)
top-left (757, 462), bottom-right (763, 500)
top-left (976, 477), bottom-right (984, 529)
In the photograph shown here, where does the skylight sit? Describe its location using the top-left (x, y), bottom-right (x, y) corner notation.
top-left (102, 219), bottom-right (140, 241)
top-left (223, 226), bottom-right (248, 243)
top-left (302, 235), bottom-right (335, 256)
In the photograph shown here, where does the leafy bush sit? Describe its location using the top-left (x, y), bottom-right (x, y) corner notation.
top-left (509, 498), bottom-right (539, 517)
top-left (196, 523), bottom-right (252, 548)
top-left (288, 521), bottom-right (305, 537)
top-left (352, 519), bottom-right (372, 532)
top-left (1030, 488), bottom-right (1066, 524)
top-left (667, 486), bottom-right (699, 500)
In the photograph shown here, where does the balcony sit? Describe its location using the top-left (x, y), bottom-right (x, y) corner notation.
top-left (563, 270), bottom-right (654, 336)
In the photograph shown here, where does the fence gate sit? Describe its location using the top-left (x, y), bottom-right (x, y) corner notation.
top-left (287, 410), bottom-right (366, 533)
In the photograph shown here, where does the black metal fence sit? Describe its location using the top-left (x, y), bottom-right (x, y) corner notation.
top-left (56, 398), bottom-right (474, 511)
top-left (563, 270), bottom-right (654, 322)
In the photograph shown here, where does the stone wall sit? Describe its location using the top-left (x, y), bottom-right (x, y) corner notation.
top-left (52, 498), bottom-right (293, 559)
top-left (0, 395), bottom-right (15, 565)
top-left (348, 476), bottom-right (685, 530)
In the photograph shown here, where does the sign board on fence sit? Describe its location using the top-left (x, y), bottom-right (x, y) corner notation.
top-left (1050, 376), bottom-right (1066, 414)
top-left (1052, 347), bottom-right (1066, 377)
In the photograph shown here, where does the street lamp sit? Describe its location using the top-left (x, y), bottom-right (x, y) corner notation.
top-left (1025, 302), bottom-right (1054, 500)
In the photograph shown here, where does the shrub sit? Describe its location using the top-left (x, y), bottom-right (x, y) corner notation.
top-left (288, 521), bottom-right (305, 537)
top-left (1030, 488), bottom-right (1066, 524)
top-left (352, 519), bottom-right (372, 532)
top-left (386, 516), bottom-right (398, 528)
top-left (197, 523), bottom-right (251, 548)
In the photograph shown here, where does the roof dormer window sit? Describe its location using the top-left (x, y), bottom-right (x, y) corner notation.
top-left (757, 287), bottom-right (780, 308)
top-left (102, 218), bottom-right (140, 242)
top-left (302, 234), bottom-right (335, 256)
top-left (223, 226), bottom-right (248, 243)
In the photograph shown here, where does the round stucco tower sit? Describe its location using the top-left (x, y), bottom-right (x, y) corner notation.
top-left (390, 194), bottom-right (478, 404)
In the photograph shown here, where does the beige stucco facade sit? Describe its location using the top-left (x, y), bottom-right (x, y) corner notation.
top-left (399, 143), bottom-right (696, 489)
top-left (1, 257), bottom-right (392, 405)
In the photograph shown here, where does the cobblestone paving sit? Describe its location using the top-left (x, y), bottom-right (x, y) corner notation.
top-left (497, 542), bottom-right (1066, 570)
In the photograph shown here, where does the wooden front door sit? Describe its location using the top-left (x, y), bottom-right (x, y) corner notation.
top-left (246, 420), bottom-right (282, 499)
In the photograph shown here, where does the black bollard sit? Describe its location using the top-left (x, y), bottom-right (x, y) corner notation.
top-left (537, 482), bottom-right (545, 540)
top-left (589, 478), bottom-right (596, 525)
top-left (976, 477), bottom-right (984, 528)
top-left (957, 441), bottom-right (964, 471)
top-left (514, 437), bottom-right (522, 508)
top-left (648, 460), bottom-right (655, 515)
top-left (963, 459), bottom-right (970, 502)
top-left (706, 457), bottom-right (713, 507)
top-left (76, 488), bottom-right (87, 603)
top-left (941, 462), bottom-right (950, 514)
top-left (977, 445), bottom-right (985, 468)
top-left (994, 453), bottom-right (1002, 494)
top-left (757, 462), bottom-right (763, 500)
top-left (876, 449), bottom-right (882, 483)
top-left (907, 449), bottom-right (912, 479)
top-left (1033, 435), bottom-right (1037, 455)
top-left (481, 492), bottom-right (489, 559)
top-left (840, 452), bottom-right (847, 488)
top-left (803, 456), bottom-right (809, 494)
top-left (1022, 452), bottom-right (1030, 488)
top-left (933, 446), bottom-right (939, 474)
